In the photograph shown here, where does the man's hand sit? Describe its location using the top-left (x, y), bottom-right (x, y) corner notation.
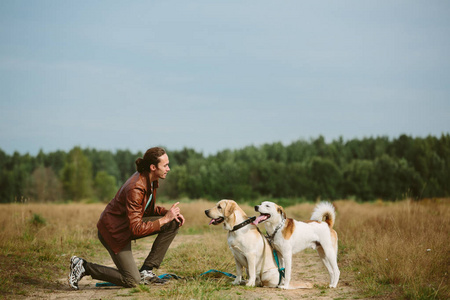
top-left (160, 202), bottom-right (185, 227)
top-left (175, 213), bottom-right (185, 226)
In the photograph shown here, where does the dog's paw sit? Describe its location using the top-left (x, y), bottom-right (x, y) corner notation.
top-left (245, 281), bottom-right (256, 287)
top-left (232, 279), bottom-right (247, 286)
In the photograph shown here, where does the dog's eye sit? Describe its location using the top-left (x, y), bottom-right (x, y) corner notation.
top-left (217, 206), bottom-right (221, 210)
top-left (266, 204), bottom-right (270, 207)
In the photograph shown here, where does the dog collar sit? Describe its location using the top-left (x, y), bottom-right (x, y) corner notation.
top-left (265, 218), bottom-right (285, 245)
top-left (231, 216), bottom-right (257, 232)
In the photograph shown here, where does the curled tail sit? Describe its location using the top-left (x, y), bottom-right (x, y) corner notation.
top-left (310, 202), bottom-right (336, 229)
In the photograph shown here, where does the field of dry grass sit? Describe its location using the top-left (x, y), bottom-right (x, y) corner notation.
top-left (0, 199), bottom-right (448, 299)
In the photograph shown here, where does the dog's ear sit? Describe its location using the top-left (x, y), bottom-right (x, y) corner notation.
top-left (277, 205), bottom-right (286, 219)
top-left (224, 200), bottom-right (236, 218)
top-left (224, 200), bottom-right (237, 229)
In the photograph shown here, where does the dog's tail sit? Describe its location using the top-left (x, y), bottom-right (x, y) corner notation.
top-left (310, 202), bottom-right (336, 229)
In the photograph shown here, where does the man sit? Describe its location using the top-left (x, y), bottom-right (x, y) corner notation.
top-left (68, 147), bottom-right (185, 289)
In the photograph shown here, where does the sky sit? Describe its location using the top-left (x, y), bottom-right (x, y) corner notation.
top-left (1, 1), bottom-right (449, 156)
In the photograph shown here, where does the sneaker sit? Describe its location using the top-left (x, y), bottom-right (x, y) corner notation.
top-left (140, 270), bottom-right (167, 285)
top-left (140, 269), bottom-right (156, 281)
top-left (68, 256), bottom-right (86, 290)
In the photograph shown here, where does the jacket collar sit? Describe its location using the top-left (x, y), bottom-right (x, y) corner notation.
top-left (141, 171), bottom-right (159, 194)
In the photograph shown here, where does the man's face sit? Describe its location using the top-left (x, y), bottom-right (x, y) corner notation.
top-left (154, 153), bottom-right (170, 179)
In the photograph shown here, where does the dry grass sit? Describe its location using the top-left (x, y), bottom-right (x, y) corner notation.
top-left (0, 199), bottom-right (448, 299)
top-left (334, 199), bottom-right (449, 299)
top-left (0, 203), bottom-right (105, 297)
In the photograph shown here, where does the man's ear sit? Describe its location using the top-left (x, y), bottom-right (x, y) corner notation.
top-left (150, 164), bottom-right (157, 171)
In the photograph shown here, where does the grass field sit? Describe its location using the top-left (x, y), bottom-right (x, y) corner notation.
top-left (0, 199), bottom-right (448, 299)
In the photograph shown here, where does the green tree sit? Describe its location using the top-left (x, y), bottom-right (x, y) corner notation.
top-left (0, 149), bottom-right (11, 202)
top-left (342, 159), bottom-right (375, 200)
top-left (45, 150), bottom-right (67, 176)
top-left (1, 152), bottom-right (34, 203)
top-left (84, 149), bottom-right (121, 185)
top-left (308, 157), bottom-right (342, 200)
top-left (183, 158), bottom-right (206, 199)
top-left (254, 160), bottom-right (288, 198)
top-left (312, 136), bottom-right (327, 157)
top-left (286, 140), bottom-right (315, 163)
top-left (262, 142), bottom-right (287, 163)
top-left (159, 164), bottom-right (188, 199)
top-left (115, 150), bottom-right (137, 183)
top-left (28, 166), bottom-right (63, 202)
top-left (286, 162), bottom-right (313, 199)
top-left (372, 155), bottom-right (423, 200)
top-left (94, 171), bottom-right (117, 202)
top-left (61, 147), bottom-right (94, 201)
top-left (169, 147), bottom-right (204, 167)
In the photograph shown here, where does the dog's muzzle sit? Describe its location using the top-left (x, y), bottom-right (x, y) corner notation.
top-left (205, 209), bottom-right (225, 225)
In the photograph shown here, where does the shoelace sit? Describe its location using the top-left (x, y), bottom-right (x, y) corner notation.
top-left (140, 270), bottom-right (156, 279)
top-left (70, 259), bottom-right (85, 283)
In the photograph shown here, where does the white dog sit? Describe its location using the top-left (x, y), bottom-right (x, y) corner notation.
top-left (205, 199), bottom-right (280, 287)
top-left (253, 201), bottom-right (340, 289)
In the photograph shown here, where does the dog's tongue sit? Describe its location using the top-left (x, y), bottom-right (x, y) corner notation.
top-left (209, 219), bottom-right (215, 225)
top-left (252, 215), bottom-right (268, 225)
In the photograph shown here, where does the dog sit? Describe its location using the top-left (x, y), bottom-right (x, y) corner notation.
top-left (253, 201), bottom-right (340, 289)
top-left (205, 199), bottom-right (279, 287)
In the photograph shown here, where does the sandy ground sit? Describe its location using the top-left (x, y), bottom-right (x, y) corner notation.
top-left (26, 234), bottom-right (363, 300)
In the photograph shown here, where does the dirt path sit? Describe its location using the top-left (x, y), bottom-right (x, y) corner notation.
top-left (26, 234), bottom-right (362, 300)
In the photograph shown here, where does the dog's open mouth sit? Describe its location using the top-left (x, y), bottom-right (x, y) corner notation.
top-left (208, 217), bottom-right (224, 225)
top-left (252, 213), bottom-right (270, 225)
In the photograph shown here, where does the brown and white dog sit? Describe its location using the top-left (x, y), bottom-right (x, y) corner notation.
top-left (253, 201), bottom-right (340, 289)
top-left (205, 199), bottom-right (279, 287)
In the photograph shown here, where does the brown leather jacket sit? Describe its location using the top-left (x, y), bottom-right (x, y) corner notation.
top-left (97, 171), bottom-right (168, 254)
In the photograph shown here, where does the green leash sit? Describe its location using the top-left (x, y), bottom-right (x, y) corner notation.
top-left (272, 249), bottom-right (285, 285)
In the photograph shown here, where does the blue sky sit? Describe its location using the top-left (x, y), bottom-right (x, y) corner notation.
top-left (1, 1), bottom-right (449, 156)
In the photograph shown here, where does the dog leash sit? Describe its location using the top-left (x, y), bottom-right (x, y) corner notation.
top-left (258, 229), bottom-right (267, 282)
top-left (95, 273), bottom-right (183, 287)
top-left (200, 269), bottom-right (236, 278)
top-left (272, 249), bottom-right (285, 285)
top-left (230, 216), bottom-right (257, 232)
top-left (263, 219), bottom-right (286, 285)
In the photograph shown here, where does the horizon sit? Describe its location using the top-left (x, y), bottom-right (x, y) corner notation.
top-left (1, 1), bottom-right (449, 156)
top-left (1, 132), bottom-right (448, 157)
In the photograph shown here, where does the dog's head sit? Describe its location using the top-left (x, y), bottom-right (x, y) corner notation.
top-left (253, 201), bottom-right (286, 226)
top-left (205, 199), bottom-right (240, 231)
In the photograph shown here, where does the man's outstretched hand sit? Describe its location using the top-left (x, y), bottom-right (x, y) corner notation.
top-left (162, 202), bottom-right (185, 226)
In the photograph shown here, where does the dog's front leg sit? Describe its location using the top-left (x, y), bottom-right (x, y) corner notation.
top-left (232, 257), bottom-right (244, 285)
top-left (279, 250), bottom-right (292, 289)
top-left (246, 254), bottom-right (257, 287)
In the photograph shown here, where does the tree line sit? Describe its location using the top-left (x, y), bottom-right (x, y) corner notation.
top-left (1, 134), bottom-right (449, 204)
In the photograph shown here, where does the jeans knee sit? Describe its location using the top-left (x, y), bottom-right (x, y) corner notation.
top-left (122, 272), bottom-right (140, 288)
top-left (163, 219), bottom-right (180, 232)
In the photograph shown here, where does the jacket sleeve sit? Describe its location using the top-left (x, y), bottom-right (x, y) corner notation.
top-left (154, 205), bottom-right (168, 216)
top-left (143, 204), bottom-right (167, 217)
top-left (126, 187), bottom-right (161, 238)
